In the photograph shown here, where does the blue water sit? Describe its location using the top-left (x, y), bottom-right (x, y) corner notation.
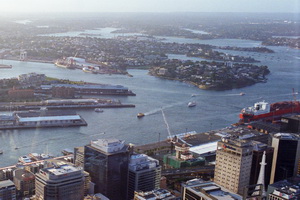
top-left (0, 35), bottom-right (299, 167)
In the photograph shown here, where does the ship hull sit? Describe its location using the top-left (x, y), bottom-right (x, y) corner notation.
top-left (240, 102), bottom-right (300, 122)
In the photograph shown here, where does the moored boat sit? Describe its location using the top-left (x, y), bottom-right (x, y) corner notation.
top-left (240, 100), bottom-right (300, 122)
top-left (19, 155), bottom-right (32, 163)
top-left (95, 108), bottom-right (104, 112)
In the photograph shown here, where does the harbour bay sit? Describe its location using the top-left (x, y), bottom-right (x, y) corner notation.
top-left (0, 34), bottom-right (299, 167)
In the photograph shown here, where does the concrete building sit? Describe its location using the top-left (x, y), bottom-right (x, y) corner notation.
top-left (214, 138), bottom-right (253, 194)
top-left (270, 133), bottom-right (300, 184)
top-left (84, 138), bottom-right (130, 200)
top-left (0, 180), bottom-right (16, 200)
top-left (8, 88), bottom-right (35, 99)
top-left (181, 179), bottom-right (242, 200)
top-left (128, 154), bottom-right (161, 200)
top-left (267, 176), bottom-right (300, 200)
top-left (13, 168), bottom-right (35, 198)
top-left (281, 115), bottom-right (300, 133)
top-left (134, 189), bottom-right (178, 200)
top-left (74, 146), bottom-right (85, 167)
top-left (35, 162), bottom-right (85, 200)
top-left (18, 73), bottom-right (46, 87)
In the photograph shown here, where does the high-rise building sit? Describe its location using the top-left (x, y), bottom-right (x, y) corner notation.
top-left (35, 162), bottom-right (85, 200)
top-left (250, 141), bottom-right (273, 187)
top-left (270, 133), bottom-right (300, 184)
top-left (13, 168), bottom-right (35, 198)
top-left (181, 179), bottom-right (242, 200)
top-left (128, 154), bottom-right (161, 200)
top-left (0, 180), bottom-right (16, 200)
top-left (84, 139), bottom-right (130, 200)
top-left (214, 138), bottom-right (253, 194)
top-left (74, 146), bottom-right (85, 167)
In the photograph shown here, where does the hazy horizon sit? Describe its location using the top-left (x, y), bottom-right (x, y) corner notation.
top-left (1, 0), bottom-right (299, 13)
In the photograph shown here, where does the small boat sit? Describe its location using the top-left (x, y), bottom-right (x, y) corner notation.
top-left (94, 108), bottom-right (104, 112)
top-left (240, 92), bottom-right (246, 96)
top-left (188, 101), bottom-right (196, 107)
top-left (191, 94), bottom-right (197, 97)
top-left (0, 150), bottom-right (3, 154)
top-left (19, 155), bottom-right (32, 163)
top-left (137, 113), bottom-right (145, 118)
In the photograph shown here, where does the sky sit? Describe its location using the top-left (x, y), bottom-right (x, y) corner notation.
top-left (0, 0), bottom-right (299, 13)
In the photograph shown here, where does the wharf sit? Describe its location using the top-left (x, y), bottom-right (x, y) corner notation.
top-left (0, 122), bottom-right (87, 130)
top-left (0, 100), bottom-right (135, 111)
top-left (0, 110), bottom-right (87, 130)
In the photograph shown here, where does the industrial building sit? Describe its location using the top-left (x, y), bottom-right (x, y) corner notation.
top-left (12, 110), bottom-right (87, 128)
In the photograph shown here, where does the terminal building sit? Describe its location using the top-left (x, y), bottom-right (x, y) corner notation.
top-left (35, 162), bottom-right (85, 200)
top-left (84, 139), bottom-right (130, 200)
top-left (128, 154), bottom-right (161, 200)
top-left (12, 110), bottom-right (87, 128)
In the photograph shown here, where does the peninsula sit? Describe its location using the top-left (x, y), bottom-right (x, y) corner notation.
top-left (149, 60), bottom-right (270, 90)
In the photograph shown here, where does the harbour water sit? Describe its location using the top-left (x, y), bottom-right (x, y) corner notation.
top-left (0, 32), bottom-right (299, 167)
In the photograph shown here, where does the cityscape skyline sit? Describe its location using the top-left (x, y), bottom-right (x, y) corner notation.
top-left (0, 0), bottom-right (299, 13)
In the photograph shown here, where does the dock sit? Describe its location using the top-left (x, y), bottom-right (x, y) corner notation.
top-left (0, 110), bottom-right (87, 130)
top-left (0, 98), bottom-right (135, 111)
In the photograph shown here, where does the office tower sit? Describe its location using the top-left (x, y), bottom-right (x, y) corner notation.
top-left (84, 139), bottom-right (130, 200)
top-left (35, 162), bottom-right (84, 200)
top-left (250, 141), bottom-right (273, 187)
top-left (214, 138), bottom-right (253, 195)
top-left (270, 133), bottom-right (300, 184)
top-left (128, 154), bottom-right (161, 200)
top-left (13, 168), bottom-right (35, 198)
top-left (0, 180), bottom-right (16, 200)
top-left (181, 179), bottom-right (242, 200)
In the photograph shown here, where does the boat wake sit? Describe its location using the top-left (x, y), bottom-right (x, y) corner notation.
top-left (144, 102), bottom-right (185, 116)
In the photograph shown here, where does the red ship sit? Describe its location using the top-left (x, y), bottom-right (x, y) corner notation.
top-left (239, 100), bottom-right (300, 122)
